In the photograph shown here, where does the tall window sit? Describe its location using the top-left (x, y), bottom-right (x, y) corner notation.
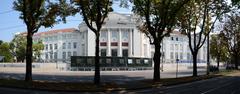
top-left (50, 44), bottom-right (52, 50)
top-left (111, 29), bottom-right (118, 41)
top-left (175, 52), bottom-right (178, 59)
top-left (54, 52), bottom-right (58, 60)
top-left (62, 35), bottom-right (66, 39)
top-left (180, 44), bottom-right (183, 51)
top-left (62, 52), bottom-right (66, 59)
top-left (54, 44), bottom-right (58, 49)
top-left (73, 51), bottom-right (77, 56)
top-left (68, 42), bottom-right (71, 49)
top-left (45, 53), bottom-right (48, 59)
top-left (122, 49), bottom-right (128, 57)
top-left (175, 44), bottom-right (178, 50)
top-left (100, 49), bottom-right (107, 56)
top-left (100, 30), bottom-right (107, 39)
top-left (122, 29), bottom-right (129, 41)
top-left (82, 44), bottom-right (85, 55)
top-left (170, 44), bottom-right (174, 50)
top-left (111, 49), bottom-right (118, 57)
top-left (68, 51), bottom-right (71, 59)
top-left (187, 53), bottom-right (191, 60)
top-left (63, 43), bottom-right (66, 49)
top-left (73, 42), bottom-right (77, 49)
top-left (50, 53), bottom-right (53, 59)
top-left (180, 52), bottom-right (183, 59)
top-left (45, 44), bottom-right (48, 50)
top-left (170, 52), bottom-right (174, 59)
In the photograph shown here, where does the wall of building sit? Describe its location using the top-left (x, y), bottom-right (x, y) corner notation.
top-left (32, 12), bottom-right (207, 65)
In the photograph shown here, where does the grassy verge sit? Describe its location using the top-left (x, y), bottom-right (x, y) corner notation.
top-left (0, 70), bottom-right (238, 92)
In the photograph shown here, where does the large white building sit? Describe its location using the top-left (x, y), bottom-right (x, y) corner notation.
top-left (78, 12), bottom-right (150, 58)
top-left (33, 28), bottom-right (81, 63)
top-left (33, 12), bottom-right (207, 65)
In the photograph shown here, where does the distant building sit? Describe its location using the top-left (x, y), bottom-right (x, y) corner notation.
top-left (159, 32), bottom-right (207, 64)
top-left (32, 12), bottom-right (207, 65)
top-left (33, 28), bottom-right (80, 63)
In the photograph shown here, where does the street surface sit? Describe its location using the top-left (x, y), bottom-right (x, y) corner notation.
top-left (0, 72), bottom-right (239, 94)
top-left (0, 70), bottom-right (206, 83)
top-left (124, 72), bottom-right (240, 94)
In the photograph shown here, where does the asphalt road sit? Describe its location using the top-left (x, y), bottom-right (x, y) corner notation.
top-left (125, 75), bottom-right (240, 94)
top-left (0, 70), bottom-right (206, 83)
top-left (0, 74), bottom-right (239, 94)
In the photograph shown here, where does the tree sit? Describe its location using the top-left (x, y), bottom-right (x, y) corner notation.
top-left (0, 42), bottom-right (13, 62)
top-left (10, 35), bottom-right (44, 62)
top-left (10, 34), bottom-right (26, 62)
top-left (232, 0), bottom-right (240, 6)
top-left (13, 0), bottom-right (73, 82)
top-left (0, 40), bottom-right (3, 45)
top-left (131, 0), bottom-right (190, 81)
top-left (71, 0), bottom-right (112, 84)
top-left (210, 34), bottom-right (229, 70)
top-left (179, 0), bottom-right (229, 76)
top-left (221, 13), bottom-right (240, 69)
top-left (33, 41), bottom-right (44, 61)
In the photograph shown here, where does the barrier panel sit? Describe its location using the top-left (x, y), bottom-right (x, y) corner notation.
top-left (71, 56), bottom-right (152, 71)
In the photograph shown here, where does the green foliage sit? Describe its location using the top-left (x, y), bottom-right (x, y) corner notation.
top-left (221, 13), bottom-right (240, 65)
top-left (132, 0), bottom-right (191, 42)
top-left (0, 40), bottom-right (3, 45)
top-left (33, 41), bottom-right (44, 61)
top-left (232, 0), bottom-right (240, 6)
top-left (210, 34), bottom-right (229, 62)
top-left (13, 0), bottom-right (75, 31)
top-left (72, 0), bottom-right (112, 32)
top-left (10, 35), bottom-right (26, 62)
top-left (0, 42), bottom-right (13, 62)
top-left (10, 35), bottom-right (44, 62)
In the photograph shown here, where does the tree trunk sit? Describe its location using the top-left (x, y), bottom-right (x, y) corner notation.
top-left (25, 31), bottom-right (33, 82)
top-left (192, 52), bottom-right (198, 77)
top-left (234, 55), bottom-right (238, 70)
top-left (94, 32), bottom-right (100, 85)
top-left (217, 55), bottom-right (220, 71)
top-left (153, 43), bottom-right (161, 81)
top-left (206, 35), bottom-right (210, 75)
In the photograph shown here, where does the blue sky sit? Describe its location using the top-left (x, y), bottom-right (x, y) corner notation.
top-left (0, 0), bottom-right (132, 42)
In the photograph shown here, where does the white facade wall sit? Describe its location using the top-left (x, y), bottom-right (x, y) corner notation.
top-left (33, 28), bottom-right (81, 63)
top-left (33, 12), bottom-right (207, 64)
top-left (78, 12), bottom-right (150, 58)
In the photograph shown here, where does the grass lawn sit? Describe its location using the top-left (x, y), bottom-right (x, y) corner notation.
top-left (0, 70), bottom-right (237, 92)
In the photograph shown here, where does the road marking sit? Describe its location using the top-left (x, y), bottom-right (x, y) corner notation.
top-left (201, 82), bottom-right (232, 94)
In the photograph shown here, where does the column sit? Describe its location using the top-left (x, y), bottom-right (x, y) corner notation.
top-left (129, 29), bottom-right (133, 57)
top-left (107, 29), bottom-right (111, 56)
top-left (118, 29), bottom-right (122, 56)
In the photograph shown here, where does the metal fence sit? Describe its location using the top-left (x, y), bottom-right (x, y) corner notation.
top-left (71, 56), bottom-right (152, 71)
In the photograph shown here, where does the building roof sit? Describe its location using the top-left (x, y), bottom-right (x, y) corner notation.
top-left (34, 28), bottom-right (78, 36)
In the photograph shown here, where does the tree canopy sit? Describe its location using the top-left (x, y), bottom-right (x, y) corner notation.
top-left (0, 42), bottom-right (13, 62)
top-left (221, 12), bottom-right (240, 69)
top-left (178, 0), bottom-right (229, 76)
top-left (13, 0), bottom-right (74, 81)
